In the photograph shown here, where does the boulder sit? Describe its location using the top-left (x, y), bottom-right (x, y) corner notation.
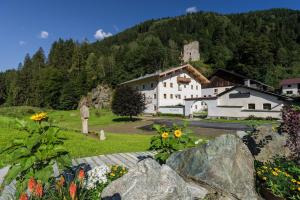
top-left (166, 134), bottom-right (258, 200)
top-left (79, 84), bottom-right (112, 109)
top-left (243, 125), bottom-right (290, 162)
top-left (101, 158), bottom-right (208, 200)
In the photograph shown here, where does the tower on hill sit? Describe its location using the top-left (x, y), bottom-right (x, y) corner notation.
top-left (182, 41), bottom-right (200, 63)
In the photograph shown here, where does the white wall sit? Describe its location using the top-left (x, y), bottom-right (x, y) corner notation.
top-left (158, 69), bottom-right (202, 107)
top-left (202, 86), bottom-right (233, 97)
top-left (158, 106), bottom-right (184, 115)
top-left (282, 84), bottom-right (299, 96)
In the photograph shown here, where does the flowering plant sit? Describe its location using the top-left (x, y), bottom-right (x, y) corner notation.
top-left (0, 112), bottom-right (71, 198)
top-left (149, 123), bottom-right (195, 164)
top-left (255, 157), bottom-right (300, 199)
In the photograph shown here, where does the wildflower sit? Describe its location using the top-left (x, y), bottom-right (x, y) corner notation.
top-left (110, 173), bottom-right (115, 177)
top-left (19, 193), bottom-right (28, 200)
top-left (58, 175), bottom-right (65, 187)
top-left (34, 182), bottom-right (43, 198)
top-left (78, 169), bottom-right (85, 181)
top-left (272, 171), bottom-right (278, 176)
top-left (174, 129), bottom-right (182, 138)
top-left (30, 112), bottom-right (48, 122)
top-left (28, 177), bottom-right (36, 193)
top-left (262, 166), bottom-right (268, 169)
top-left (291, 179), bottom-right (297, 183)
top-left (285, 172), bottom-right (291, 177)
top-left (161, 132), bottom-right (169, 139)
top-left (262, 177), bottom-right (267, 181)
top-left (69, 182), bottom-right (77, 200)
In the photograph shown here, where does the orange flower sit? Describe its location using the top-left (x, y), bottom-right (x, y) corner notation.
top-left (34, 182), bottom-right (43, 198)
top-left (58, 175), bottom-right (65, 187)
top-left (69, 182), bottom-right (77, 200)
top-left (28, 177), bottom-right (36, 193)
top-left (78, 169), bottom-right (85, 181)
top-left (19, 193), bottom-right (28, 200)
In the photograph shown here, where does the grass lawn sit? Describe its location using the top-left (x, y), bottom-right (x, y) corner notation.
top-left (201, 118), bottom-right (279, 127)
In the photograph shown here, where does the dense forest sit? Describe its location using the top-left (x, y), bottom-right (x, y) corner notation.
top-left (1, 8), bottom-right (300, 110)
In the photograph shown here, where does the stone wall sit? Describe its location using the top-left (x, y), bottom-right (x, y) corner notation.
top-left (80, 85), bottom-right (113, 109)
top-left (182, 41), bottom-right (200, 63)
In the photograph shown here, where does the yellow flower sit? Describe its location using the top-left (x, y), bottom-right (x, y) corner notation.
top-left (262, 177), bottom-right (267, 181)
top-left (30, 112), bottom-right (47, 122)
top-left (110, 173), bottom-right (115, 177)
top-left (297, 181), bottom-right (300, 185)
top-left (162, 132), bottom-right (169, 139)
top-left (291, 179), bottom-right (297, 183)
top-left (285, 172), bottom-right (291, 177)
top-left (272, 171), bottom-right (278, 176)
top-left (298, 187), bottom-right (300, 192)
top-left (174, 129), bottom-right (182, 138)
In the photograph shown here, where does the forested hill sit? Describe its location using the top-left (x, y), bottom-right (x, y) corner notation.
top-left (1, 8), bottom-right (300, 110)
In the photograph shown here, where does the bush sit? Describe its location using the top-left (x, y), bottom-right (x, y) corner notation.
top-left (111, 86), bottom-right (145, 120)
top-left (281, 106), bottom-right (300, 162)
top-left (0, 112), bottom-right (71, 198)
top-left (149, 124), bottom-right (195, 164)
top-left (255, 157), bottom-right (300, 199)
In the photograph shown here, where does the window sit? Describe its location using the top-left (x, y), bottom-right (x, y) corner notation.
top-left (191, 85), bottom-right (193, 90)
top-left (208, 95), bottom-right (212, 97)
top-left (196, 85), bottom-right (198, 90)
top-left (184, 85), bottom-right (186, 88)
top-left (204, 95), bottom-right (207, 97)
top-left (142, 85), bottom-right (145, 89)
top-left (178, 95), bottom-right (181, 99)
top-left (151, 83), bottom-right (154, 88)
top-left (170, 83), bottom-right (173, 88)
top-left (170, 94), bottom-right (173, 99)
top-left (287, 91), bottom-right (293, 94)
top-left (288, 84), bottom-right (291, 88)
top-left (178, 84), bottom-right (182, 91)
top-left (163, 82), bottom-right (166, 87)
top-left (164, 94), bottom-right (167, 99)
top-left (195, 105), bottom-right (198, 109)
top-left (154, 94), bottom-right (156, 99)
top-left (191, 95), bottom-right (193, 98)
top-left (263, 103), bottom-right (271, 110)
top-left (214, 88), bottom-right (218, 94)
top-left (248, 104), bottom-right (255, 110)
top-left (154, 105), bottom-right (157, 110)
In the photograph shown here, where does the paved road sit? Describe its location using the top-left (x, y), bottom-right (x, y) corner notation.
top-left (152, 119), bottom-right (253, 131)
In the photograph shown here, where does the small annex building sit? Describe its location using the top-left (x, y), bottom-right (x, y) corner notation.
top-left (185, 85), bottom-right (292, 119)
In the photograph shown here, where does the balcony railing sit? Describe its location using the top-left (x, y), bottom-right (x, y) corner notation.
top-left (177, 76), bottom-right (191, 84)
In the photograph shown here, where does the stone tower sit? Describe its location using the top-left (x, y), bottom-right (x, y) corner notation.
top-left (182, 41), bottom-right (200, 63)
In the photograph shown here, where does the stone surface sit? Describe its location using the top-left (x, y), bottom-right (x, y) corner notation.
top-left (182, 41), bottom-right (200, 63)
top-left (99, 130), bottom-right (106, 140)
top-left (80, 84), bottom-right (112, 109)
top-left (101, 158), bottom-right (208, 200)
top-left (80, 104), bottom-right (89, 134)
top-left (166, 134), bottom-right (258, 200)
top-left (244, 125), bottom-right (290, 162)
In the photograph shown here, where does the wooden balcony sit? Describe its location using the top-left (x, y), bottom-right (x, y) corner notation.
top-left (177, 76), bottom-right (191, 84)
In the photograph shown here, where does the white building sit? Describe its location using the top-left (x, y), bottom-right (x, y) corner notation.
top-left (280, 78), bottom-right (300, 96)
top-left (185, 85), bottom-right (292, 119)
top-left (120, 64), bottom-right (209, 115)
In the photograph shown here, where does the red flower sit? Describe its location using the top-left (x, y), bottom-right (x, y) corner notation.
top-left (69, 182), bottom-right (77, 200)
top-left (78, 169), bottom-right (85, 181)
top-left (34, 182), bottom-right (43, 198)
top-left (19, 193), bottom-right (28, 200)
top-left (28, 177), bottom-right (36, 193)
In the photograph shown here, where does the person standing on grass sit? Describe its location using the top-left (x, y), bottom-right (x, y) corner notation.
top-left (80, 98), bottom-right (90, 134)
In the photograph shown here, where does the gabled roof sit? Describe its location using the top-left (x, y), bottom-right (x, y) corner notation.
top-left (185, 85), bottom-right (293, 101)
top-left (204, 69), bottom-right (274, 90)
top-left (280, 78), bottom-right (300, 86)
top-left (120, 64), bottom-right (209, 85)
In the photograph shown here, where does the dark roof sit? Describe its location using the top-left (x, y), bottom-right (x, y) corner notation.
top-left (185, 85), bottom-right (293, 101)
top-left (280, 78), bottom-right (300, 86)
top-left (205, 69), bottom-right (273, 90)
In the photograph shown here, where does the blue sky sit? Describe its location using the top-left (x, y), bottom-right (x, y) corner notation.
top-left (0, 0), bottom-right (300, 71)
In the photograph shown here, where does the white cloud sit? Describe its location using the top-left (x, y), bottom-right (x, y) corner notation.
top-left (94, 29), bottom-right (112, 40)
top-left (40, 31), bottom-right (49, 39)
top-left (186, 6), bottom-right (197, 13)
top-left (19, 41), bottom-right (26, 46)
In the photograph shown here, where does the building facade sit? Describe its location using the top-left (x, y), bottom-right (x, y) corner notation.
top-left (185, 86), bottom-right (291, 119)
top-left (280, 78), bottom-right (300, 96)
top-left (121, 64), bottom-right (209, 114)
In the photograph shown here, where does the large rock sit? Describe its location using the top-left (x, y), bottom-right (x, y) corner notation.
top-left (242, 125), bottom-right (290, 162)
top-left (101, 158), bottom-right (208, 200)
top-left (166, 134), bottom-right (258, 200)
top-left (79, 84), bottom-right (112, 109)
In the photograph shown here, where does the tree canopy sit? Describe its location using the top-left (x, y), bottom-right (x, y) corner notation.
top-left (0, 9), bottom-right (300, 109)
